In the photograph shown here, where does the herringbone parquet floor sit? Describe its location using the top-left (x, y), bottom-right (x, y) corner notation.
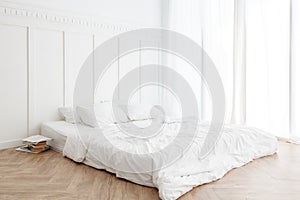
top-left (0, 141), bottom-right (299, 200)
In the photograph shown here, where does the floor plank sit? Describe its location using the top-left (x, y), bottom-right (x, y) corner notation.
top-left (0, 141), bottom-right (299, 199)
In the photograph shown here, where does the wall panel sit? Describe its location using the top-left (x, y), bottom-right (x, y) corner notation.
top-left (65, 33), bottom-right (94, 107)
top-left (0, 24), bottom-right (27, 142)
top-left (29, 28), bottom-right (64, 134)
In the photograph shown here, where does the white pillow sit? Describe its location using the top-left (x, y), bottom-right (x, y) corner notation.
top-left (94, 102), bottom-right (129, 124)
top-left (76, 106), bottom-right (99, 128)
top-left (121, 104), bottom-right (165, 121)
top-left (58, 107), bottom-right (76, 123)
top-left (76, 103), bottom-right (130, 128)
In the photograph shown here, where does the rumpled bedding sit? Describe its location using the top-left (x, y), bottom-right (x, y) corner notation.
top-left (63, 119), bottom-right (277, 200)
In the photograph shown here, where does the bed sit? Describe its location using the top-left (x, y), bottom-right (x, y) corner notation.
top-left (42, 121), bottom-right (77, 152)
top-left (41, 118), bottom-right (277, 200)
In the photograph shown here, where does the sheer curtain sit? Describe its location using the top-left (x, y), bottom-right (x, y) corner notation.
top-left (245, 0), bottom-right (290, 138)
top-left (165, 0), bottom-right (300, 141)
top-left (290, 0), bottom-right (300, 142)
top-left (246, 0), bottom-right (300, 141)
top-left (165, 0), bottom-right (234, 123)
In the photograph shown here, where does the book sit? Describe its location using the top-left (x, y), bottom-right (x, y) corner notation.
top-left (32, 141), bottom-right (47, 147)
top-left (16, 145), bottom-right (50, 154)
top-left (22, 135), bottom-right (52, 144)
top-left (28, 145), bottom-right (46, 151)
top-left (24, 141), bottom-right (47, 147)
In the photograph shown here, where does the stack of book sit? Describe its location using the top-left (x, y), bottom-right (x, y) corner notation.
top-left (16, 135), bottom-right (52, 153)
top-left (25, 141), bottom-right (48, 152)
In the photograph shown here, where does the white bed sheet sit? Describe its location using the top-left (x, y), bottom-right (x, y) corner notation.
top-left (41, 121), bottom-right (85, 152)
top-left (62, 119), bottom-right (277, 200)
top-left (41, 121), bottom-right (155, 185)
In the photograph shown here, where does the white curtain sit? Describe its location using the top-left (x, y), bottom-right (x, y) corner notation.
top-left (290, 0), bottom-right (300, 142)
top-left (165, 0), bottom-right (234, 123)
top-left (165, 0), bottom-right (300, 140)
top-left (245, 0), bottom-right (290, 138)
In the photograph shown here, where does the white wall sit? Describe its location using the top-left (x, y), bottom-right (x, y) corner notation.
top-left (0, 0), bottom-right (162, 149)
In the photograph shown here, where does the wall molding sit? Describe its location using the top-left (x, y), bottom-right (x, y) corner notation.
top-left (0, 2), bottom-right (135, 32)
top-left (0, 139), bottom-right (22, 150)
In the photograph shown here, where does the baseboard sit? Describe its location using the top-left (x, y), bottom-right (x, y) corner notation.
top-left (0, 139), bottom-right (23, 150)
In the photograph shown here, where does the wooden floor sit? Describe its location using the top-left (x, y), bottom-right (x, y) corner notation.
top-left (0, 142), bottom-right (300, 200)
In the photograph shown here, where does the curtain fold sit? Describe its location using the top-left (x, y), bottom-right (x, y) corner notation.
top-left (232, 0), bottom-right (246, 125)
top-left (166, 0), bottom-right (234, 123)
top-left (290, 0), bottom-right (300, 143)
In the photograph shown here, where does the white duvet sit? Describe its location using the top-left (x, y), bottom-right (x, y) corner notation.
top-left (63, 119), bottom-right (277, 200)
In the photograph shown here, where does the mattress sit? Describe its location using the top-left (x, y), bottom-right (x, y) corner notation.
top-left (41, 121), bottom-right (80, 152)
top-left (41, 120), bottom-right (155, 186)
